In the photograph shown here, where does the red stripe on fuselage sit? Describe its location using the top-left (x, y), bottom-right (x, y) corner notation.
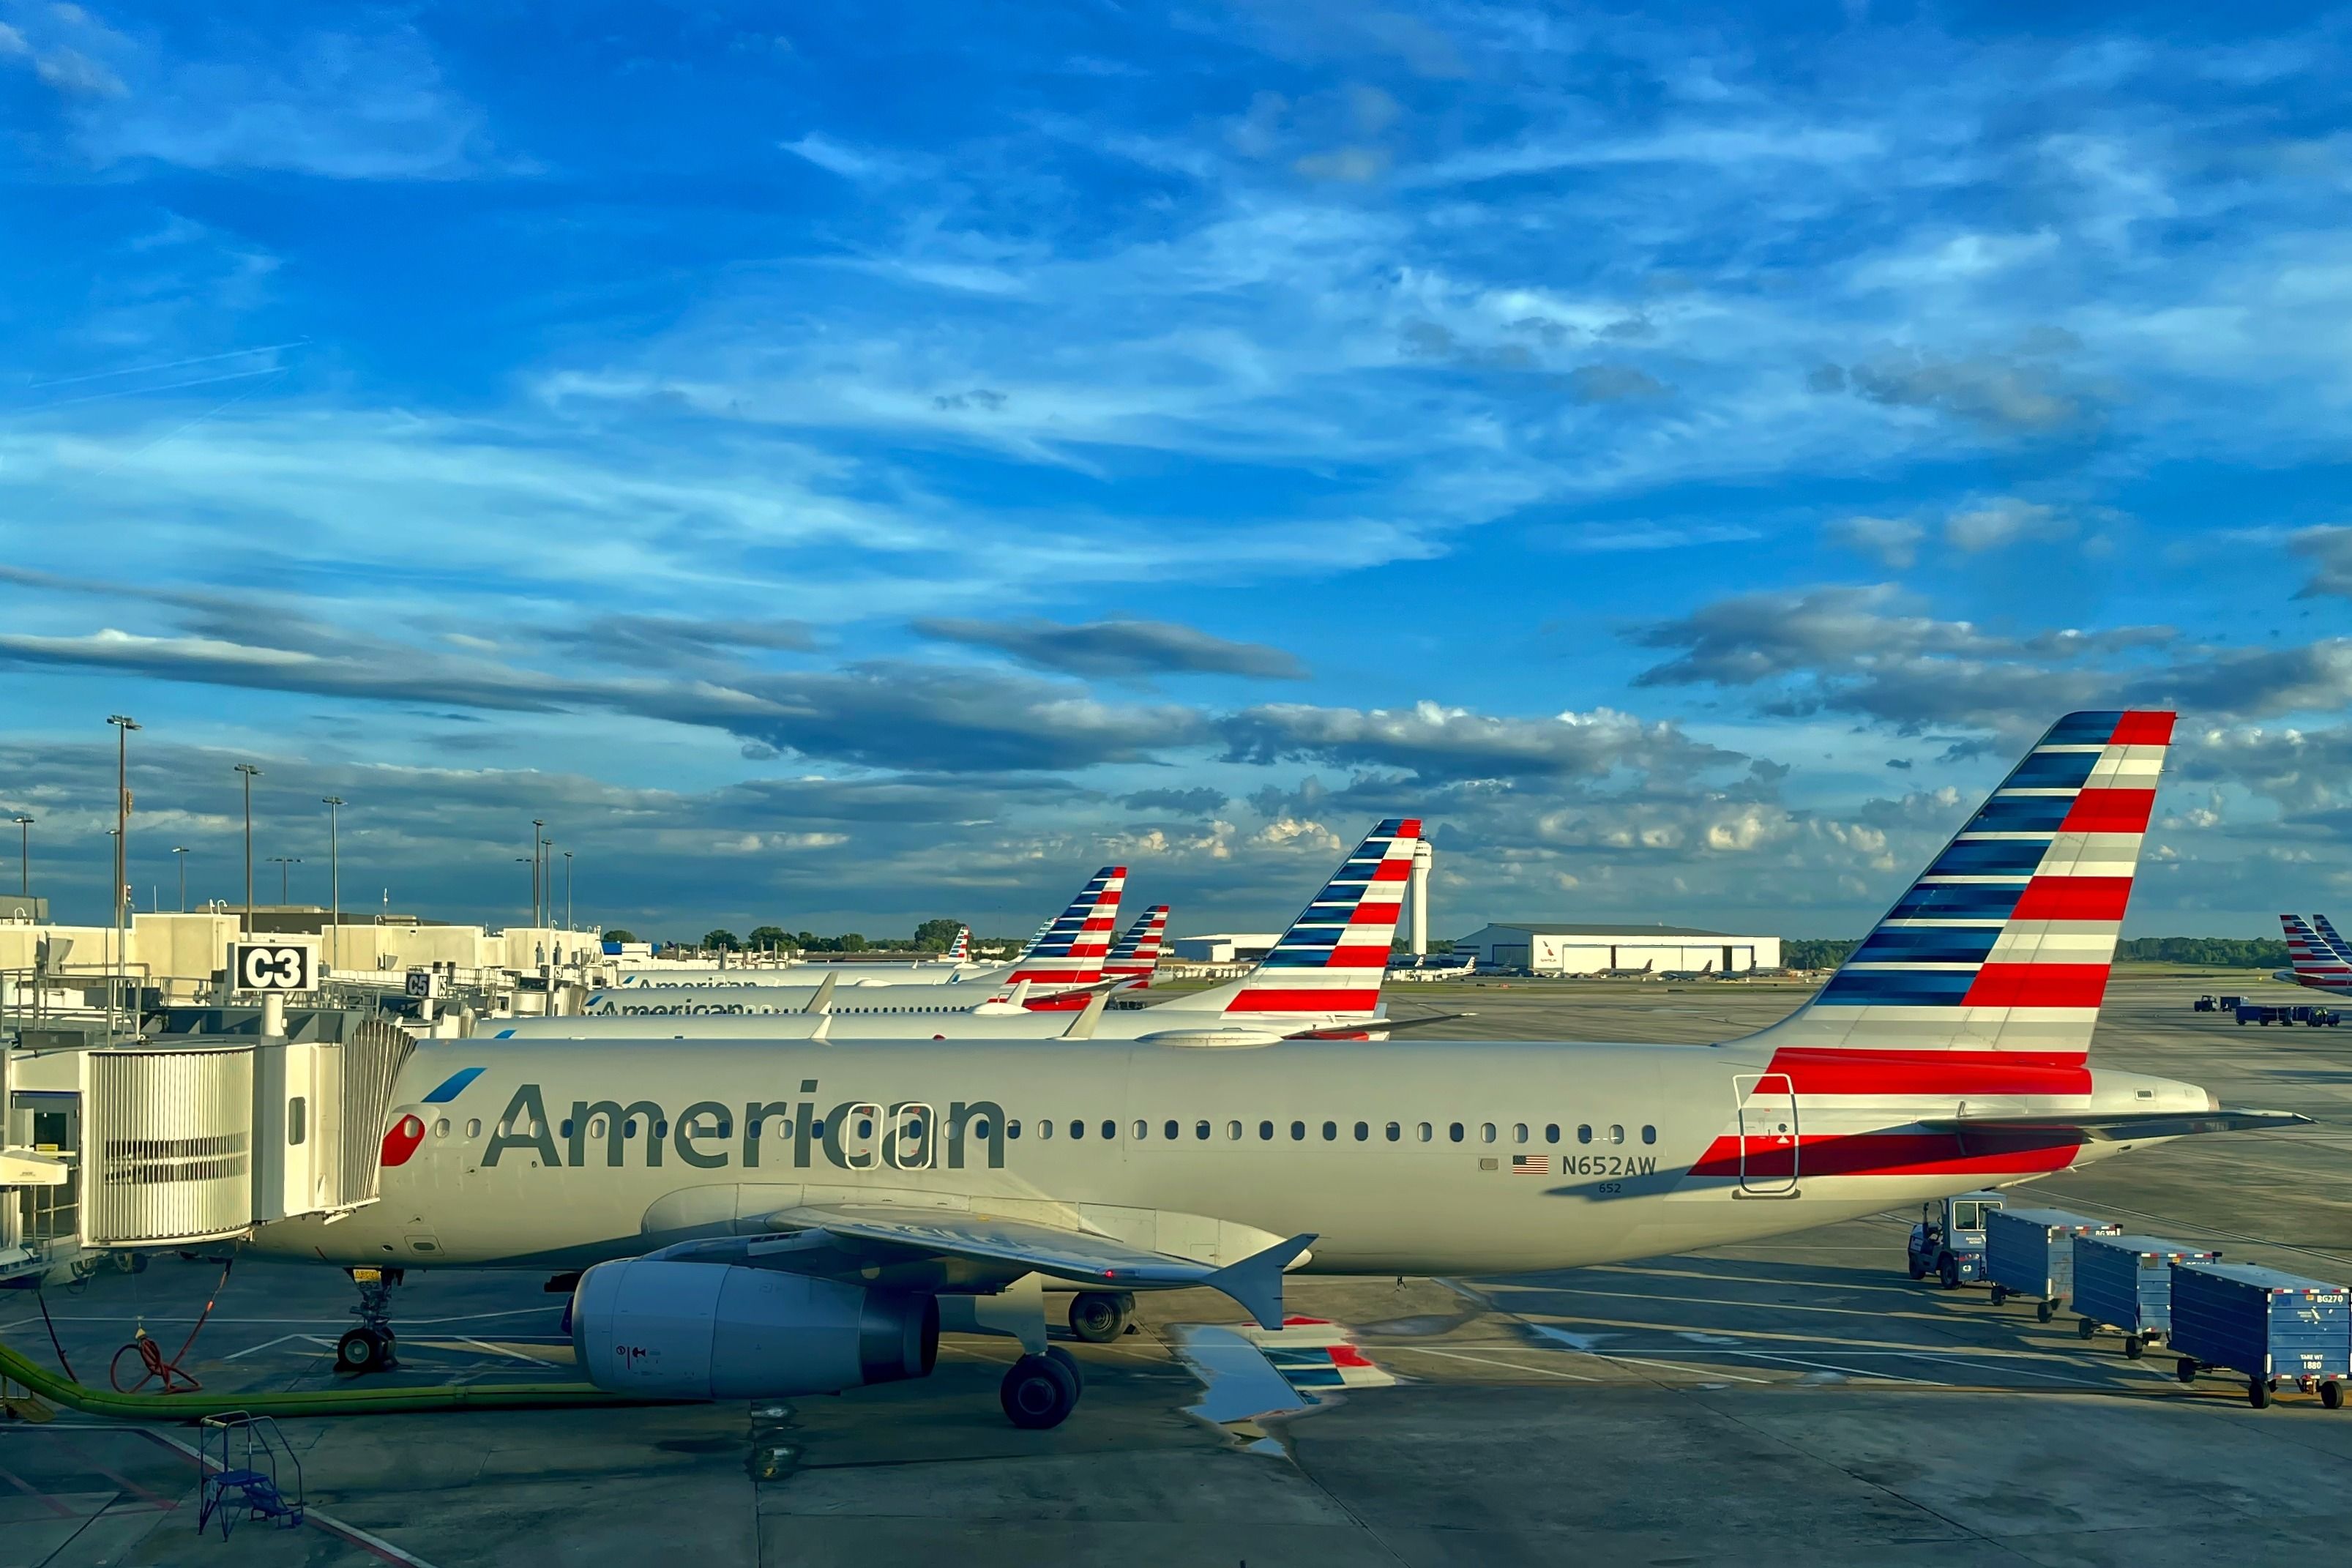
top-left (1961, 963), bottom-right (2111, 1008)
top-left (1762, 1048), bottom-right (2092, 1097)
top-left (1225, 988), bottom-right (1382, 1013)
top-left (1689, 1131), bottom-right (2081, 1180)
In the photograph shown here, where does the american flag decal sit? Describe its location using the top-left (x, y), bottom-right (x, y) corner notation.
top-left (1511, 1154), bottom-right (1552, 1176)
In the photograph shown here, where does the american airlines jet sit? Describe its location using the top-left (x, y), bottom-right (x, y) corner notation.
top-left (2276, 914), bottom-right (2352, 993)
top-left (507, 826), bottom-right (1414, 1041)
top-left (613, 872), bottom-right (1124, 1004)
top-left (252, 711), bottom-right (2301, 1432)
top-left (1103, 906), bottom-right (1169, 989)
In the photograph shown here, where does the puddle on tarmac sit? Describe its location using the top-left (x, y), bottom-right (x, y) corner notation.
top-left (1169, 1324), bottom-right (1321, 1425)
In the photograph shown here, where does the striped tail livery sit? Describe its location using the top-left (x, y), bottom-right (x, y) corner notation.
top-left (1156, 818), bottom-right (1419, 1023)
top-left (1699, 710), bottom-right (2217, 1190)
top-left (1105, 905), bottom-right (1169, 988)
top-left (1001, 866), bottom-right (1124, 999)
top-left (2279, 914), bottom-right (2352, 993)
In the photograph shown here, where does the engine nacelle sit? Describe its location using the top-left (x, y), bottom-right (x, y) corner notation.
top-left (571, 1260), bottom-right (937, 1400)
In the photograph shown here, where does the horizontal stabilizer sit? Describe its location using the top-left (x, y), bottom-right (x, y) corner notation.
top-left (1285, 1010), bottom-right (1471, 1039)
top-left (1920, 1107), bottom-right (2312, 1144)
top-left (1203, 1233), bottom-right (1317, 1330)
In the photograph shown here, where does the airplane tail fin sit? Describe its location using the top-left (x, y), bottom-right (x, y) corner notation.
top-left (1105, 905), bottom-right (1170, 988)
top-left (2280, 914), bottom-right (2352, 988)
top-left (1156, 819), bottom-right (1419, 1018)
top-left (2311, 914), bottom-right (2352, 967)
top-left (947, 925), bottom-right (970, 962)
top-left (1003, 867), bottom-right (1124, 991)
top-left (1751, 710), bottom-right (2173, 1061)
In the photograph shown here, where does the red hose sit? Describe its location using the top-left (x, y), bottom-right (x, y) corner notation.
top-left (107, 1258), bottom-right (232, 1395)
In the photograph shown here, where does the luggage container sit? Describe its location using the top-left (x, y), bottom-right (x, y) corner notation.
top-left (2072, 1233), bottom-right (2219, 1356)
top-left (1984, 1207), bottom-right (2121, 1322)
top-left (2169, 1261), bottom-right (2351, 1409)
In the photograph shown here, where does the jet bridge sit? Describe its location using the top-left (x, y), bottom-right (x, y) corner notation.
top-left (73, 1017), bottom-right (413, 1249)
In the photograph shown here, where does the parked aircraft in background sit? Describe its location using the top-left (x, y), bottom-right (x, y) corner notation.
top-left (512, 825), bottom-right (1418, 1041)
top-left (1659, 960), bottom-right (1717, 982)
top-left (261, 711), bottom-right (2304, 1436)
top-left (2276, 914), bottom-right (2352, 993)
top-left (1103, 906), bottom-right (1168, 990)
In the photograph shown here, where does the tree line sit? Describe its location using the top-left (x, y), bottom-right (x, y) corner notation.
top-left (1782, 936), bottom-right (2292, 971)
top-left (602, 919), bottom-right (971, 955)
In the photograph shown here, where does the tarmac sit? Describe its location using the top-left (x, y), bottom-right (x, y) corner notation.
top-left (6, 970), bottom-right (2352, 1566)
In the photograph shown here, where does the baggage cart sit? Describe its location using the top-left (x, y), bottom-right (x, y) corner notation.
top-left (2169, 1261), bottom-right (2351, 1409)
top-left (1984, 1207), bottom-right (2121, 1322)
top-left (2072, 1233), bottom-right (2218, 1357)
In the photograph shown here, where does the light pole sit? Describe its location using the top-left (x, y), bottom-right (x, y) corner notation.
top-left (234, 763), bottom-right (261, 933)
top-left (321, 796), bottom-right (344, 972)
top-left (173, 845), bottom-right (189, 911)
top-left (531, 819), bottom-right (546, 927)
top-left (11, 814), bottom-right (31, 897)
top-left (269, 856), bottom-right (302, 904)
top-left (107, 715), bottom-right (138, 1017)
top-left (515, 856), bottom-right (533, 925)
top-left (564, 849), bottom-right (574, 930)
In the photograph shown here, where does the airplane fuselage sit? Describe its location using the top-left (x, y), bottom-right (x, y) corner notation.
top-left (250, 1034), bottom-right (2203, 1280)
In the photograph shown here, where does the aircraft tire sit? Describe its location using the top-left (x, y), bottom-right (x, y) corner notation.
top-left (336, 1328), bottom-right (389, 1374)
top-left (1001, 1354), bottom-right (1080, 1430)
top-left (1068, 1291), bottom-right (1133, 1343)
top-left (1045, 1345), bottom-right (1084, 1392)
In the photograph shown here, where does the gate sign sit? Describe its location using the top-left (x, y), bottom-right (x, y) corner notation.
top-left (233, 941), bottom-right (318, 993)
top-left (403, 968), bottom-right (441, 999)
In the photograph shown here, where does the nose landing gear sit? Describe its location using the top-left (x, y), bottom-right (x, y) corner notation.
top-left (335, 1267), bottom-right (403, 1375)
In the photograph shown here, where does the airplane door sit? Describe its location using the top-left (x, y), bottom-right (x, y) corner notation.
top-left (1733, 1073), bottom-right (1799, 1195)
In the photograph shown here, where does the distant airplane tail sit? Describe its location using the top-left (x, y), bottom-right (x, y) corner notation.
top-left (1105, 905), bottom-right (1169, 988)
top-left (1156, 819), bottom-right (1419, 1019)
top-left (1750, 709), bottom-right (2173, 1063)
top-left (2280, 914), bottom-right (2352, 989)
top-left (1003, 867), bottom-right (1124, 993)
top-left (947, 925), bottom-right (971, 962)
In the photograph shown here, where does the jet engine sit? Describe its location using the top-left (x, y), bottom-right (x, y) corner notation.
top-left (571, 1259), bottom-right (937, 1399)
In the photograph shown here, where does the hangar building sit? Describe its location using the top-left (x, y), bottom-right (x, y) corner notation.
top-left (1452, 922), bottom-right (1782, 977)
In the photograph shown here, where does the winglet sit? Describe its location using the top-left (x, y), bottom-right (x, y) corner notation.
top-left (1061, 990), bottom-right (1111, 1039)
top-left (1203, 1233), bottom-right (1316, 1329)
top-left (802, 971), bottom-right (837, 1015)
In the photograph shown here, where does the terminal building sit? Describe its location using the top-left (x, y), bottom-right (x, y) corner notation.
top-left (1450, 922), bottom-right (1782, 977)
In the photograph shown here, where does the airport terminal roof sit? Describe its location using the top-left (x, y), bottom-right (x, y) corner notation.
top-left (1469, 922), bottom-right (1753, 938)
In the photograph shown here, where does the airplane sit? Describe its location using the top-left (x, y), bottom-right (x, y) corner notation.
top-left (1658, 960), bottom-right (1716, 982)
top-left (1597, 958), bottom-right (1654, 979)
top-left (611, 873), bottom-right (1124, 1001)
top-left (251, 709), bottom-right (2304, 1434)
top-left (501, 825), bottom-right (1417, 1041)
top-left (2275, 914), bottom-right (2352, 993)
top-left (1102, 906), bottom-right (1168, 990)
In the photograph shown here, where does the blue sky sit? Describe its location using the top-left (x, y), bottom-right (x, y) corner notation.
top-left (4, 1), bottom-right (2352, 939)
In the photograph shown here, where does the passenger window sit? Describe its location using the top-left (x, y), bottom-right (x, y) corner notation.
top-left (1512, 1123), bottom-right (1528, 1145)
top-left (1039, 1120), bottom-right (1054, 1140)
top-left (1070, 1120), bottom-right (1085, 1140)
top-left (431, 1116), bottom-right (447, 1140)
top-left (1641, 1125), bottom-right (1656, 1145)
top-left (1448, 1122), bottom-right (1463, 1143)
top-left (1479, 1124), bottom-right (1496, 1144)
top-left (1101, 1121), bottom-right (1115, 1140)
top-left (469, 1119), bottom-right (483, 1139)
top-left (1416, 1122), bottom-right (1432, 1142)
top-left (656, 1120), bottom-right (669, 1138)
top-left (1164, 1120), bottom-right (1179, 1140)
top-left (1227, 1121), bottom-right (1242, 1140)
top-left (1323, 1121), bottom-right (1338, 1141)
top-left (1544, 1124), bottom-right (1558, 1144)
top-left (1260, 1121), bottom-right (1274, 1140)
top-left (1007, 1121), bottom-right (1022, 1140)
top-left (1386, 1121), bottom-right (1401, 1142)
top-left (1291, 1121), bottom-right (1306, 1140)
top-left (1608, 1124), bottom-right (1624, 1145)
top-left (1577, 1125), bottom-right (1591, 1144)
top-left (1353, 1121), bottom-right (1368, 1141)
top-left (1196, 1120), bottom-right (1211, 1140)
top-left (1134, 1121), bottom-right (1149, 1140)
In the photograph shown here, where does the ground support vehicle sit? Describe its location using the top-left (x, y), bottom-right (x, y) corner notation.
top-left (2074, 1233), bottom-right (2220, 1357)
top-left (1984, 1207), bottom-right (2121, 1323)
top-left (1907, 1192), bottom-right (2004, 1289)
top-left (2169, 1261), bottom-right (2351, 1409)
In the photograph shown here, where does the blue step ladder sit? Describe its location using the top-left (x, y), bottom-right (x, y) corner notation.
top-left (198, 1411), bottom-right (305, 1538)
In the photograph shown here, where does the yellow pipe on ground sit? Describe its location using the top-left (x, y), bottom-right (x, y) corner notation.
top-left (0, 1336), bottom-right (659, 1421)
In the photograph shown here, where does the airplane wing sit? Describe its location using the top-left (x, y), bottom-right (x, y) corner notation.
top-left (649, 1205), bottom-right (1314, 1329)
top-left (1919, 1108), bottom-right (2312, 1144)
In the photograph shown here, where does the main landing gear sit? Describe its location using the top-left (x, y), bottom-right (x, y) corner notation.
top-left (1066, 1291), bottom-right (1135, 1345)
top-left (1000, 1348), bottom-right (1085, 1430)
top-left (336, 1266), bottom-right (403, 1374)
